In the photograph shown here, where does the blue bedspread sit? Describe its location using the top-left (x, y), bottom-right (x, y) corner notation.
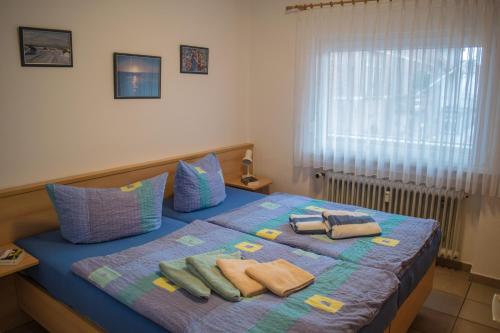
top-left (162, 186), bottom-right (266, 223)
top-left (73, 220), bottom-right (399, 333)
top-left (207, 193), bottom-right (440, 280)
top-left (15, 217), bottom-right (188, 333)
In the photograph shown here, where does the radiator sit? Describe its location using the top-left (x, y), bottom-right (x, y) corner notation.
top-left (325, 172), bottom-right (465, 259)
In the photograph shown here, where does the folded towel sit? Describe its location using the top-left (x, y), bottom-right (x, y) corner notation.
top-left (245, 259), bottom-right (315, 297)
top-left (322, 210), bottom-right (381, 239)
top-left (289, 214), bottom-right (326, 234)
top-left (159, 250), bottom-right (226, 299)
top-left (216, 259), bottom-right (267, 297)
top-left (186, 251), bottom-right (242, 302)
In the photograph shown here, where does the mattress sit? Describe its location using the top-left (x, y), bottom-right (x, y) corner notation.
top-left (206, 193), bottom-right (441, 306)
top-left (15, 217), bottom-right (188, 333)
top-left (162, 186), bottom-right (266, 223)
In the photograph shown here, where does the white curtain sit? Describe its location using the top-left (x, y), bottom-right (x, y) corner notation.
top-left (293, 0), bottom-right (500, 196)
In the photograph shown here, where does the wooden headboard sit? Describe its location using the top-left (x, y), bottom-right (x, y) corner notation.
top-left (0, 143), bottom-right (252, 244)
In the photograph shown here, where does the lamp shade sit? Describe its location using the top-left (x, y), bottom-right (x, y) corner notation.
top-left (242, 149), bottom-right (253, 165)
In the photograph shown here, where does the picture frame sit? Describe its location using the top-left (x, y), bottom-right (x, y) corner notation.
top-left (180, 45), bottom-right (209, 74)
top-left (113, 53), bottom-right (161, 99)
top-left (18, 26), bottom-right (73, 67)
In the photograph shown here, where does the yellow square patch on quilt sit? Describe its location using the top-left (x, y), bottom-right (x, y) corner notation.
top-left (235, 242), bottom-right (263, 253)
top-left (120, 181), bottom-right (142, 192)
top-left (305, 205), bottom-right (327, 213)
top-left (256, 229), bottom-right (282, 240)
top-left (305, 295), bottom-right (344, 314)
top-left (194, 167), bottom-right (206, 174)
top-left (372, 237), bottom-right (400, 247)
top-left (153, 277), bottom-right (178, 293)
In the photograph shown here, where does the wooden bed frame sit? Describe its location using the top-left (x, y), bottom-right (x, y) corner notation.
top-left (0, 142), bottom-right (434, 333)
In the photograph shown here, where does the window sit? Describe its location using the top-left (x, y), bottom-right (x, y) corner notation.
top-left (320, 47), bottom-right (482, 169)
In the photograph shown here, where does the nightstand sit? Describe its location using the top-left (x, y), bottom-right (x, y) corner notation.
top-left (225, 176), bottom-right (273, 194)
top-left (0, 244), bottom-right (38, 332)
top-left (0, 243), bottom-right (38, 278)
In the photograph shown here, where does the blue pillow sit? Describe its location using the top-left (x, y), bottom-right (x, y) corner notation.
top-left (174, 153), bottom-right (226, 212)
top-left (46, 173), bottom-right (168, 244)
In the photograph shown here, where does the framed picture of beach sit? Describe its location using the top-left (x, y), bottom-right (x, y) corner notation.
top-left (18, 27), bottom-right (73, 67)
top-left (180, 45), bottom-right (208, 74)
top-left (113, 53), bottom-right (161, 99)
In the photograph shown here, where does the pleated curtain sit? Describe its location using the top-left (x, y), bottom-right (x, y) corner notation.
top-left (293, 0), bottom-right (500, 196)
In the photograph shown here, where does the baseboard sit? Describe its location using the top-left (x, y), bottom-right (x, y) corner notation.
top-left (470, 273), bottom-right (500, 289)
top-left (437, 258), bottom-right (500, 288)
top-left (436, 257), bottom-right (472, 272)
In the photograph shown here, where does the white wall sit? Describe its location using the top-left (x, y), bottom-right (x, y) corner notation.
top-left (247, 0), bottom-right (500, 279)
top-left (0, 0), bottom-right (250, 188)
top-left (247, 0), bottom-right (322, 198)
top-left (461, 196), bottom-right (500, 279)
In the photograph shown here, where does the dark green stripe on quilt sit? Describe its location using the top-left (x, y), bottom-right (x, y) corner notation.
top-left (137, 180), bottom-right (155, 231)
top-left (247, 261), bottom-right (357, 333)
top-left (196, 173), bottom-right (211, 208)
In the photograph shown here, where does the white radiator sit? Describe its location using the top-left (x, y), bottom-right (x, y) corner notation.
top-left (325, 172), bottom-right (465, 259)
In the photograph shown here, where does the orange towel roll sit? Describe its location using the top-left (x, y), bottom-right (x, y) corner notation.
top-left (216, 259), bottom-right (267, 297)
top-left (245, 259), bottom-right (315, 297)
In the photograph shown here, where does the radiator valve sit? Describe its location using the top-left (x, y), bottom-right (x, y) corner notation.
top-left (384, 190), bottom-right (391, 203)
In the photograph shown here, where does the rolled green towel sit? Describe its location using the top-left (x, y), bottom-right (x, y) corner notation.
top-left (186, 251), bottom-right (242, 302)
top-left (159, 249), bottom-right (226, 299)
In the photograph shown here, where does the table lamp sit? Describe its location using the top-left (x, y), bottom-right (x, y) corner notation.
top-left (241, 149), bottom-right (258, 184)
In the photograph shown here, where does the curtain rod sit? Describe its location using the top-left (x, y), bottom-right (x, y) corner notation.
top-left (286, 0), bottom-right (392, 12)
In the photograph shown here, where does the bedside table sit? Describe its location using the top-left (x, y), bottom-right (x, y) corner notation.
top-left (0, 243), bottom-right (38, 278)
top-left (0, 244), bottom-right (38, 332)
top-left (225, 176), bottom-right (273, 194)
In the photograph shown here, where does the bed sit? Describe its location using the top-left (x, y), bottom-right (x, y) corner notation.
top-left (16, 217), bottom-right (188, 333)
top-left (0, 143), bottom-right (436, 333)
top-left (14, 187), bottom-right (395, 332)
top-left (161, 190), bottom-right (440, 307)
top-left (69, 220), bottom-right (399, 332)
top-left (203, 193), bottom-right (440, 307)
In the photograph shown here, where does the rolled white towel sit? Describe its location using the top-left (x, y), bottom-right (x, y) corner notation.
top-left (322, 210), bottom-right (381, 239)
top-left (289, 214), bottom-right (326, 234)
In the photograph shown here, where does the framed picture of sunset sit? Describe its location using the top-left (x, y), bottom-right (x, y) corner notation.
top-left (113, 53), bottom-right (161, 99)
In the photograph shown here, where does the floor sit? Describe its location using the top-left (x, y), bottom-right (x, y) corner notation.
top-left (6, 266), bottom-right (500, 333)
top-left (409, 266), bottom-right (500, 333)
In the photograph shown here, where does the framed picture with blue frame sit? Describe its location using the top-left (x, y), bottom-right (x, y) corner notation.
top-left (113, 53), bottom-right (161, 99)
top-left (180, 45), bottom-right (208, 74)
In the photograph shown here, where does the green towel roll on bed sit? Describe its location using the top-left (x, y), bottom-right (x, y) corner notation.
top-left (186, 251), bottom-right (242, 302)
top-left (159, 250), bottom-right (227, 299)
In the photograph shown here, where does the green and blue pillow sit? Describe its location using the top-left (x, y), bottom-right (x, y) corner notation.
top-left (173, 153), bottom-right (226, 212)
top-left (46, 173), bottom-right (168, 244)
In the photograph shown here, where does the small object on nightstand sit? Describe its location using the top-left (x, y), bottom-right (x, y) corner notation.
top-left (226, 176), bottom-right (273, 194)
top-left (0, 243), bottom-right (39, 278)
top-left (0, 248), bottom-right (25, 265)
top-left (241, 176), bottom-right (258, 185)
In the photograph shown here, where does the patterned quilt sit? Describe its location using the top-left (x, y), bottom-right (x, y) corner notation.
top-left (207, 193), bottom-right (440, 278)
top-left (73, 221), bottom-right (399, 333)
